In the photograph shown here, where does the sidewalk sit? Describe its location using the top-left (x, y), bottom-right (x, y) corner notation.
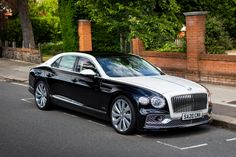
top-left (202, 83), bottom-right (236, 130)
top-left (0, 58), bottom-right (236, 130)
top-left (0, 58), bottom-right (35, 83)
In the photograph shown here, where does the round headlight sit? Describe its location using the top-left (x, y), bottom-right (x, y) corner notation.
top-left (151, 96), bottom-right (166, 109)
top-left (138, 96), bottom-right (149, 105)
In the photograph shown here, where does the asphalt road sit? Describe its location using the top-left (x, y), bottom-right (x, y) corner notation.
top-left (0, 81), bottom-right (236, 157)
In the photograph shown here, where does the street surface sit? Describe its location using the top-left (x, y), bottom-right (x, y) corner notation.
top-left (0, 81), bottom-right (236, 157)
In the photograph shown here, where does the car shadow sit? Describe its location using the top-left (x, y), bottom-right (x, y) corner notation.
top-left (137, 125), bottom-right (212, 139)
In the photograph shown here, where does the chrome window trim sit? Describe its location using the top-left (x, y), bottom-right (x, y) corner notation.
top-left (50, 55), bottom-right (102, 77)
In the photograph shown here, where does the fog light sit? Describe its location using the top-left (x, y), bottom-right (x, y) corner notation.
top-left (155, 116), bottom-right (164, 122)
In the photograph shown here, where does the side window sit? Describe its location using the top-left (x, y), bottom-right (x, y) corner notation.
top-left (58, 55), bottom-right (77, 71)
top-left (51, 57), bottom-right (61, 68)
top-left (75, 57), bottom-right (96, 73)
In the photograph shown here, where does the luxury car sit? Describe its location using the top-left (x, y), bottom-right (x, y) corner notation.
top-left (28, 52), bottom-right (212, 134)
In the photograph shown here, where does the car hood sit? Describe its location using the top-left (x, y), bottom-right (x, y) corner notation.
top-left (111, 75), bottom-right (206, 95)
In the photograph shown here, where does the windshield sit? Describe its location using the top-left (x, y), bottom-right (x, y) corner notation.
top-left (96, 55), bottom-right (162, 77)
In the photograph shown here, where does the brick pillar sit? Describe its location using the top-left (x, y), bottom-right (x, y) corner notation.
top-left (131, 38), bottom-right (144, 55)
top-left (78, 20), bottom-right (92, 52)
top-left (184, 11), bottom-right (207, 81)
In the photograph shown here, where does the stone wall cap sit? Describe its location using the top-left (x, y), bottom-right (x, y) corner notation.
top-left (183, 11), bottom-right (208, 16)
top-left (78, 19), bottom-right (91, 23)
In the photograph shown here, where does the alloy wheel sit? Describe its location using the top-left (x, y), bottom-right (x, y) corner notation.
top-left (35, 82), bottom-right (48, 109)
top-left (111, 98), bottom-right (132, 132)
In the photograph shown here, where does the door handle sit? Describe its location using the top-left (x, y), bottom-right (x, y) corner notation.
top-left (72, 78), bottom-right (78, 83)
top-left (47, 73), bottom-right (55, 78)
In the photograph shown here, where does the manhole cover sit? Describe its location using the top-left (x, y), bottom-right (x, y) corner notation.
top-left (227, 101), bottom-right (236, 105)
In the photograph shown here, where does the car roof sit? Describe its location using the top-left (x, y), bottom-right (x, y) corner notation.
top-left (80, 51), bottom-right (134, 58)
top-left (41, 52), bottom-right (138, 67)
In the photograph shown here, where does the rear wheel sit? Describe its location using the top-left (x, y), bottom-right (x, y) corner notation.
top-left (110, 96), bottom-right (136, 135)
top-left (35, 81), bottom-right (50, 110)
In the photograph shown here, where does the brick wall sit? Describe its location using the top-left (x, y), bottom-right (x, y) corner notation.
top-left (132, 11), bottom-right (236, 86)
top-left (199, 54), bottom-right (236, 85)
top-left (2, 47), bottom-right (41, 64)
top-left (139, 51), bottom-right (236, 86)
top-left (139, 51), bottom-right (187, 78)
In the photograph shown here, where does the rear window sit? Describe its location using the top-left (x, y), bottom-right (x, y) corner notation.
top-left (51, 55), bottom-right (77, 71)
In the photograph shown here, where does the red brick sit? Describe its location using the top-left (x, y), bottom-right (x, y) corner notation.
top-left (78, 20), bottom-right (92, 52)
top-left (131, 38), bottom-right (144, 55)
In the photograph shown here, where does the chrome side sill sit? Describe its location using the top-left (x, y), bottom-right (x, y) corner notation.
top-left (51, 95), bottom-right (106, 114)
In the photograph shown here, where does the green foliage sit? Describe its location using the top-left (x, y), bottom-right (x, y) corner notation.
top-left (40, 42), bottom-right (63, 55)
top-left (76, 0), bottom-right (182, 51)
top-left (129, 15), bottom-right (180, 50)
top-left (206, 16), bottom-right (233, 54)
top-left (177, 0), bottom-right (236, 46)
top-left (92, 23), bottom-right (120, 52)
top-left (29, 0), bottom-right (62, 44)
top-left (58, 0), bottom-right (78, 52)
top-left (1, 17), bottom-right (61, 46)
top-left (2, 0), bottom-right (235, 54)
top-left (29, 0), bottom-right (59, 17)
top-left (158, 39), bottom-right (186, 52)
top-left (32, 17), bottom-right (61, 43)
top-left (0, 0), bottom-right (61, 47)
top-left (0, 18), bottom-right (22, 47)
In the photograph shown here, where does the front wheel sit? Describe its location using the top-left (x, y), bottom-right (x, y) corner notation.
top-left (110, 96), bottom-right (137, 135)
top-left (35, 81), bottom-right (51, 110)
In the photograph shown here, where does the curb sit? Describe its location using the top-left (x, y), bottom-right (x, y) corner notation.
top-left (0, 76), bottom-right (28, 84)
top-left (211, 114), bottom-right (236, 131)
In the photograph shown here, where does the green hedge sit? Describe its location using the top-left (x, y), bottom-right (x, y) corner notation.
top-left (40, 42), bottom-right (63, 56)
top-left (32, 17), bottom-right (61, 44)
top-left (0, 19), bottom-right (22, 47)
top-left (0, 16), bottom-right (61, 46)
top-left (205, 16), bottom-right (233, 54)
top-left (58, 0), bottom-right (78, 52)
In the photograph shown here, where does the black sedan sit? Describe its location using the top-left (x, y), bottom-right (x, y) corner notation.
top-left (28, 52), bottom-right (212, 134)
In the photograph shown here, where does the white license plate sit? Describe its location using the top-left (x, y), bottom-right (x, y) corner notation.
top-left (182, 112), bottom-right (203, 120)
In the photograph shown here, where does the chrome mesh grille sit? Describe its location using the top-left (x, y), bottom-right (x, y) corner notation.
top-left (171, 94), bottom-right (207, 113)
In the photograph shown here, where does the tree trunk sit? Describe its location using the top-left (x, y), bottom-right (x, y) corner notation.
top-left (17, 0), bottom-right (35, 48)
top-left (120, 33), bottom-right (124, 52)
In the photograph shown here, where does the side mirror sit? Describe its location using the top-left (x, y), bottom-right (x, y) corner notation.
top-left (80, 69), bottom-right (96, 76)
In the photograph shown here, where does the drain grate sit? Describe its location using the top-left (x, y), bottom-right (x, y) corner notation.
top-left (227, 101), bottom-right (236, 105)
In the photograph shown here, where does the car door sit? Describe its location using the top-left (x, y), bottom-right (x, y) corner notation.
top-left (46, 55), bottom-right (77, 100)
top-left (69, 57), bottom-right (107, 112)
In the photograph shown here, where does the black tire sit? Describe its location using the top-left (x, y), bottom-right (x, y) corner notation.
top-left (110, 96), bottom-right (137, 135)
top-left (34, 81), bottom-right (51, 110)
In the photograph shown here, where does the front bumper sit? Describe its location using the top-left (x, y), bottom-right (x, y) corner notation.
top-left (143, 114), bottom-right (211, 130)
top-left (137, 107), bottom-right (212, 130)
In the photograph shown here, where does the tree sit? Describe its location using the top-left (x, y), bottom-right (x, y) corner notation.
top-left (0, 1), bottom-right (8, 33)
top-left (177, 0), bottom-right (236, 42)
top-left (58, 0), bottom-right (78, 51)
top-left (17, 0), bottom-right (35, 48)
top-left (76, 0), bottom-right (181, 51)
top-left (29, 0), bottom-right (58, 17)
top-left (29, 0), bottom-right (61, 43)
top-left (3, 0), bottom-right (35, 48)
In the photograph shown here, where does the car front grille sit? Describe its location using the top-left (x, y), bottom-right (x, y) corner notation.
top-left (171, 93), bottom-right (207, 113)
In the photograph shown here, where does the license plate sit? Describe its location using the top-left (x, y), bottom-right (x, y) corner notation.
top-left (182, 112), bottom-right (203, 120)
